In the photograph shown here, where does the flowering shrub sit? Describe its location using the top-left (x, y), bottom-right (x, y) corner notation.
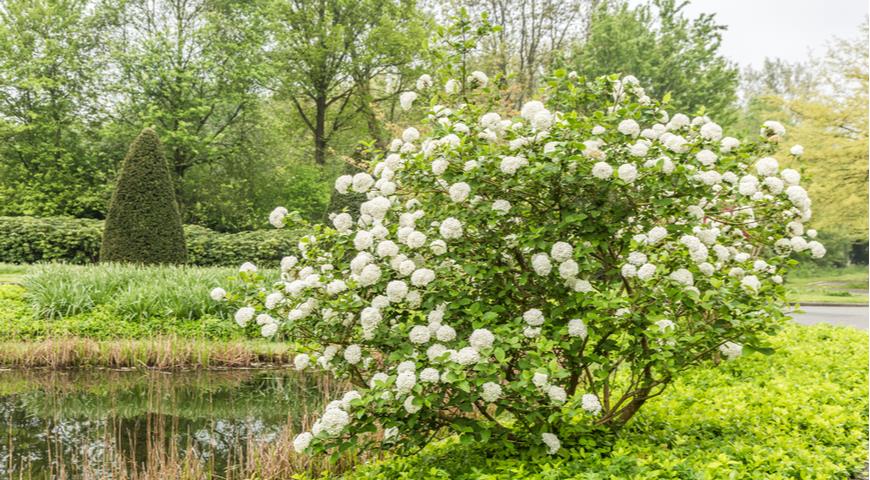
top-left (213, 59), bottom-right (824, 455)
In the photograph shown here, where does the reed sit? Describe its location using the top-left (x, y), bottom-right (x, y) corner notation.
top-left (0, 337), bottom-right (293, 369)
top-left (6, 375), bottom-right (367, 480)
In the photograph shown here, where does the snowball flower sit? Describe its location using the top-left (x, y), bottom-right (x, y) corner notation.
top-left (520, 100), bottom-right (545, 120)
top-left (420, 368), bottom-right (440, 383)
top-left (755, 157), bottom-right (779, 176)
top-left (669, 269), bottom-right (694, 286)
top-left (523, 309), bottom-right (545, 326)
top-left (532, 372), bottom-right (549, 388)
top-left (436, 324), bottom-right (456, 342)
top-left (542, 433), bottom-right (561, 454)
top-left (762, 120), bottom-right (786, 136)
top-left (559, 260), bottom-right (579, 280)
top-left (591, 162), bottom-right (613, 180)
top-left (351, 172), bottom-right (374, 193)
top-left (617, 163), bottom-right (638, 183)
top-left (647, 226), bottom-right (668, 244)
top-left (469, 329), bottom-right (495, 350)
top-left (344, 344), bottom-right (362, 364)
top-left (696, 149), bottom-right (717, 166)
top-left (409, 325), bottom-right (432, 344)
top-left (790, 144), bottom-right (804, 156)
top-left (581, 393), bottom-right (602, 414)
top-left (410, 268), bottom-right (436, 287)
top-left (481, 382), bottom-right (502, 402)
top-left (637, 263), bottom-right (656, 281)
top-left (492, 199), bottom-right (511, 214)
top-left (294, 353), bottom-right (311, 371)
top-left (547, 385), bottom-right (567, 404)
top-left (239, 262), bottom-right (257, 273)
top-left (808, 241), bottom-right (826, 258)
top-left (439, 217), bottom-right (464, 240)
top-left (320, 407), bottom-right (350, 436)
top-left (699, 122), bottom-right (723, 141)
top-left (617, 119), bottom-right (640, 136)
top-left (235, 307), bottom-right (255, 327)
top-left (358, 264), bottom-right (381, 286)
top-left (210, 287), bottom-right (226, 301)
top-left (261, 323), bottom-right (278, 337)
top-left (332, 212), bottom-right (353, 233)
top-left (719, 342), bottom-right (743, 360)
top-left (402, 127), bottom-right (420, 143)
top-left (550, 242), bottom-right (574, 262)
top-left (741, 275), bottom-right (761, 293)
top-left (326, 280), bottom-right (347, 295)
top-left (568, 319), bottom-right (587, 338)
top-left (376, 240), bottom-right (399, 258)
top-left (269, 207), bottom-right (288, 228)
top-left (385, 280), bottom-right (408, 302)
top-left (500, 156), bottom-right (527, 175)
top-left (399, 91), bottom-right (417, 111)
top-left (531, 253), bottom-right (552, 276)
top-left (293, 432), bottom-right (313, 453)
top-left (453, 347), bottom-right (480, 365)
top-left (448, 182), bottom-right (471, 202)
top-left (469, 70), bottom-right (488, 87)
top-left (444, 79), bottom-right (460, 94)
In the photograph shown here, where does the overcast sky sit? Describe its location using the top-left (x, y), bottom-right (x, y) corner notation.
top-left (630, 0), bottom-right (868, 68)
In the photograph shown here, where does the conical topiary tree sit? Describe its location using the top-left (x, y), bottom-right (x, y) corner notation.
top-left (100, 128), bottom-right (187, 264)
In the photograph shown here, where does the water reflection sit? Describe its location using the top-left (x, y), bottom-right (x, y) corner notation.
top-left (0, 369), bottom-right (333, 479)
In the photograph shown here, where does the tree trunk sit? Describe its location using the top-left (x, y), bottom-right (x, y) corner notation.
top-left (314, 95), bottom-right (327, 165)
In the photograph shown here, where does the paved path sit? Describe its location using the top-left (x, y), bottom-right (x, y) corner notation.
top-left (789, 305), bottom-right (868, 330)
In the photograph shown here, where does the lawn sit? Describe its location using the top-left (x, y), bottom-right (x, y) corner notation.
top-left (0, 262), bottom-right (27, 284)
top-left (788, 265), bottom-right (869, 305)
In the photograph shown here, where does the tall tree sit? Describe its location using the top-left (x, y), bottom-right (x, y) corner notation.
top-left (448, 0), bottom-right (596, 105)
top-left (741, 23), bottom-right (868, 243)
top-left (268, 0), bottom-right (426, 165)
top-left (0, 0), bottom-right (111, 217)
top-left (107, 0), bottom-right (268, 211)
top-left (568, 0), bottom-right (739, 124)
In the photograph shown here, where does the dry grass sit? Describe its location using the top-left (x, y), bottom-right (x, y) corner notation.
top-left (0, 337), bottom-right (294, 369)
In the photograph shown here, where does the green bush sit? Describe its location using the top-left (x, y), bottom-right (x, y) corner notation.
top-left (348, 324), bottom-right (868, 479)
top-left (101, 128), bottom-right (188, 264)
top-left (184, 224), bottom-right (301, 267)
top-left (23, 263), bottom-right (243, 321)
top-left (0, 216), bottom-right (301, 267)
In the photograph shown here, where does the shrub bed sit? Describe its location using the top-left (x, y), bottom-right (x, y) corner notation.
top-left (0, 216), bottom-right (301, 267)
top-left (348, 323), bottom-right (868, 479)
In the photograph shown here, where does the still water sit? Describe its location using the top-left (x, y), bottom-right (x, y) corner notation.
top-left (0, 369), bottom-right (333, 479)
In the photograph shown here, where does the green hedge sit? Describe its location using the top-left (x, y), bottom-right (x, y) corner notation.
top-left (0, 216), bottom-right (300, 267)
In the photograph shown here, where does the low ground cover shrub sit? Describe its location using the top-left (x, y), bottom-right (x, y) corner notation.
top-left (347, 324), bottom-right (868, 479)
top-left (0, 216), bottom-right (302, 267)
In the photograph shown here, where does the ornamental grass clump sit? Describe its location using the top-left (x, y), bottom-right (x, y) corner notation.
top-left (215, 61), bottom-right (823, 456)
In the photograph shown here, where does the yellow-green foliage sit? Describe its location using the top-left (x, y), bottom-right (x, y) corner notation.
top-left (348, 324), bottom-right (868, 479)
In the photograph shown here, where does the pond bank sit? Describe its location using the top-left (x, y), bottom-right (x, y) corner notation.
top-left (0, 337), bottom-right (294, 369)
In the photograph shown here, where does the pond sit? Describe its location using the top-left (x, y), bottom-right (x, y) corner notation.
top-left (0, 368), bottom-right (340, 479)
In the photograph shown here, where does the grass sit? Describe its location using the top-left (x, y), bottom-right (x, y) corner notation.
top-left (24, 262), bottom-right (243, 320)
top-left (788, 265), bottom-right (868, 305)
top-left (349, 323), bottom-right (868, 479)
top-left (0, 262), bottom-right (27, 283)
